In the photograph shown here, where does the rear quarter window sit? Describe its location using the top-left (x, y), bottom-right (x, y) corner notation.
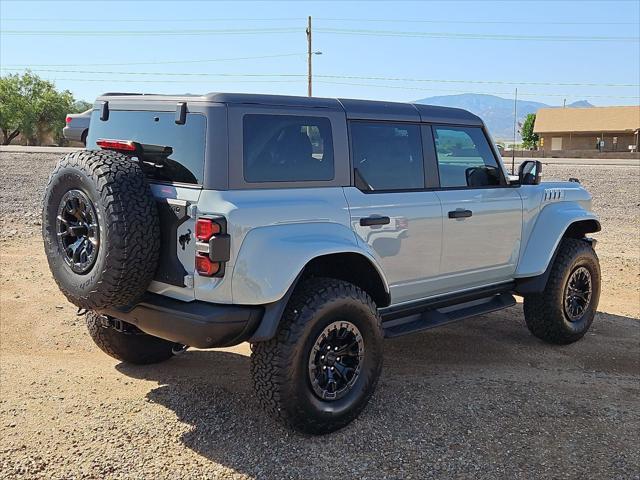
top-left (87, 110), bottom-right (206, 185)
top-left (242, 114), bottom-right (334, 182)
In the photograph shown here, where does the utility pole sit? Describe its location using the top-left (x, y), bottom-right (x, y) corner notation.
top-left (512, 87), bottom-right (517, 174)
top-left (306, 16), bottom-right (312, 97)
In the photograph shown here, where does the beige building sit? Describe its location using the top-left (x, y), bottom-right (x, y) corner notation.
top-left (534, 106), bottom-right (640, 153)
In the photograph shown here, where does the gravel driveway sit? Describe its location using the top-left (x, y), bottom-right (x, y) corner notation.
top-left (1, 151), bottom-right (638, 479)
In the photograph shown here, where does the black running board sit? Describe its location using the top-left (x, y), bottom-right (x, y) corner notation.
top-left (382, 293), bottom-right (516, 338)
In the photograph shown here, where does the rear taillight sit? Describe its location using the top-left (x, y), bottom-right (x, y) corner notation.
top-left (195, 254), bottom-right (220, 277)
top-left (194, 217), bottom-right (229, 277)
top-left (65, 116), bottom-right (72, 124)
top-left (96, 138), bottom-right (137, 152)
top-left (195, 218), bottom-right (221, 241)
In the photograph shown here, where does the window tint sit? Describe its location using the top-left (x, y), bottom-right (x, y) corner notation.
top-left (350, 122), bottom-right (424, 190)
top-left (433, 126), bottom-right (502, 188)
top-left (243, 114), bottom-right (334, 182)
top-left (87, 110), bottom-right (206, 184)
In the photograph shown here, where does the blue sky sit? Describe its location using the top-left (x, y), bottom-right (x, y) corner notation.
top-left (1, 0), bottom-right (639, 106)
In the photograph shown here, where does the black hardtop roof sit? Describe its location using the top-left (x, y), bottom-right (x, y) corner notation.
top-left (97, 92), bottom-right (483, 125)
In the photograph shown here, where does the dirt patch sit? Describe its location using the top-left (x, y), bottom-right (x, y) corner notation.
top-left (1, 152), bottom-right (639, 479)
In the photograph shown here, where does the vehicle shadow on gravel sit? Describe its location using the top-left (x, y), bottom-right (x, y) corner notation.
top-left (115, 308), bottom-right (639, 479)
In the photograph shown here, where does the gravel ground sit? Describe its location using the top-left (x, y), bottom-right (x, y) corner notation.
top-left (1, 151), bottom-right (639, 479)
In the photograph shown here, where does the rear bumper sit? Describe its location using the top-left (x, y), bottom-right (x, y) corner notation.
top-left (99, 293), bottom-right (263, 348)
top-left (62, 126), bottom-right (85, 142)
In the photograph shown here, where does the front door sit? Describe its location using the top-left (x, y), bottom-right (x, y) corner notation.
top-left (344, 121), bottom-right (442, 304)
top-left (430, 125), bottom-right (523, 294)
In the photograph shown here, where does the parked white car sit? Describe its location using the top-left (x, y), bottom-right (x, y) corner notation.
top-left (62, 109), bottom-right (91, 145)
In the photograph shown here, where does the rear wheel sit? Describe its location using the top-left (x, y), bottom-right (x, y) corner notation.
top-left (251, 277), bottom-right (383, 434)
top-left (86, 311), bottom-right (178, 365)
top-left (523, 238), bottom-right (600, 344)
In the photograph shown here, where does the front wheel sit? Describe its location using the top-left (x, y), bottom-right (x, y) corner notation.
top-left (523, 238), bottom-right (601, 345)
top-left (251, 277), bottom-right (383, 434)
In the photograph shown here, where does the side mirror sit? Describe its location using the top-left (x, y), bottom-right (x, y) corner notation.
top-left (518, 160), bottom-right (542, 185)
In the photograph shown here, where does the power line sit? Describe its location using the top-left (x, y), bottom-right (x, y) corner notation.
top-left (2, 27), bottom-right (638, 42)
top-left (2, 17), bottom-right (636, 26)
top-left (0, 17), bottom-right (304, 22)
top-left (315, 17), bottom-right (639, 26)
top-left (317, 75), bottom-right (639, 88)
top-left (9, 74), bottom-right (637, 100)
top-left (315, 80), bottom-right (640, 100)
top-left (0, 68), bottom-right (303, 78)
top-left (1, 52), bottom-right (307, 68)
top-left (316, 28), bottom-right (640, 42)
top-left (0, 28), bottom-right (301, 36)
top-left (36, 78), bottom-right (306, 84)
top-left (3, 68), bottom-right (637, 88)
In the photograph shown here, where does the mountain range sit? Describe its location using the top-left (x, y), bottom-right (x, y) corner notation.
top-left (414, 93), bottom-right (593, 141)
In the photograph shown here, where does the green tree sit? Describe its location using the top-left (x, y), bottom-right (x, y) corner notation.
top-left (0, 71), bottom-right (75, 145)
top-left (521, 113), bottom-right (539, 149)
top-left (0, 74), bottom-right (23, 145)
top-left (71, 100), bottom-right (93, 113)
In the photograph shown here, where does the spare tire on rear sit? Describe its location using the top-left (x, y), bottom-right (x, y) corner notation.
top-left (42, 149), bottom-right (160, 310)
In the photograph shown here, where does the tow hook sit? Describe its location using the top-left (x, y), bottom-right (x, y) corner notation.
top-left (172, 344), bottom-right (189, 355)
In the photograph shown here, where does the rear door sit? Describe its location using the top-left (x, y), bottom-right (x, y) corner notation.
top-left (86, 108), bottom-right (206, 300)
top-left (429, 125), bottom-right (522, 293)
top-left (343, 121), bottom-right (443, 304)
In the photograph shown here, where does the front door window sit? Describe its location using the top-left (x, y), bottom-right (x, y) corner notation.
top-left (433, 126), bottom-right (502, 188)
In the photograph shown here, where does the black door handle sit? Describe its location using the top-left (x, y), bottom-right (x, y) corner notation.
top-left (448, 209), bottom-right (473, 219)
top-left (360, 216), bottom-right (391, 226)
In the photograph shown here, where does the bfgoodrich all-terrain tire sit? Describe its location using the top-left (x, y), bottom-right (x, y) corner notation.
top-left (86, 312), bottom-right (175, 364)
top-left (251, 277), bottom-right (384, 434)
top-left (523, 238), bottom-right (601, 345)
top-left (42, 150), bottom-right (160, 310)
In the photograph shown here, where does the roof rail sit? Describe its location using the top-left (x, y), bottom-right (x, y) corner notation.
top-left (100, 92), bottom-right (150, 97)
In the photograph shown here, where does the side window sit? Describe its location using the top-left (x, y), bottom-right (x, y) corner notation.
top-left (243, 114), bottom-right (334, 182)
top-left (433, 126), bottom-right (502, 188)
top-left (350, 122), bottom-right (424, 191)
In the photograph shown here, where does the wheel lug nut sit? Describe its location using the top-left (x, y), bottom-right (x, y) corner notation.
top-left (321, 355), bottom-right (325, 360)
top-left (336, 357), bottom-right (340, 361)
top-left (334, 347), bottom-right (338, 351)
top-left (327, 345), bottom-right (331, 350)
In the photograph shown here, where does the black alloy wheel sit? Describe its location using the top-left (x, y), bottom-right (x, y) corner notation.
top-left (307, 321), bottom-right (364, 401)
top-left (56, 189), bottom-right (100, 274)
top-left (563, 266), bottom-right (593, 321)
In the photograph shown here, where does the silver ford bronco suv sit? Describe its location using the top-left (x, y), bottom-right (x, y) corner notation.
top-left (42, 93), bottom-right (601, 434)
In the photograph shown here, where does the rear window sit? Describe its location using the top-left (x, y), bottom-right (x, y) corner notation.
top-left (243, 114), bottom-right (334, 183)
top-left (87, 110), bottom-right (206, 185)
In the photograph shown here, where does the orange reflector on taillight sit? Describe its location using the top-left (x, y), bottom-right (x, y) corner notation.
top-left (195, 254), bottom-right (220, 277)
top-left (195, 218), bottom-right (221, 241)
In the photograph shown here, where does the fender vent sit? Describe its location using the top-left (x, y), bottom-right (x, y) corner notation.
top-left (543, 188), bottom-right (565, 202)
